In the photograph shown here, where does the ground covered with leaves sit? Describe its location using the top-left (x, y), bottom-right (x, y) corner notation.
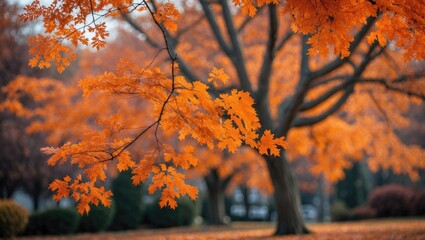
top-left (19, 218), bottom-right (425, 239)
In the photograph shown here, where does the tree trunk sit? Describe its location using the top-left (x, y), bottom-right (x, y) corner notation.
top-left (204, 170), bottom-right (227, 225)
top-left (317, 174), bottom-right (330, 222)
top-left (265, 151), bottom-right (310, 235)
top-left (32, 192), bottom-right (40, 211)
top-left (241, 186), bottom-right (250, 220)
top-left (32, 179), bottom-right (43, 211)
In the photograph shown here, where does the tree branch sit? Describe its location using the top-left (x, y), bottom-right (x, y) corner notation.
top-left (119, 11), bottom-right (162, 49)
top-left (367, 90), bottom-right (391, 125)
top-left (275, 29), bottom-right (294, 52)
top-left (176, 14), bottom-right (205, 39)
top-left (299, 77), bottom-right (351, 111)
top-left (199, 0), bottom-right (233, 56)
top-left (359, 77), bottom-right (425, 100)
top-left (219, 0), bottom-right (252, 92)
top-left (237, 6), bottom-right (265, 33)
top-left (277, 34), bottom-right (311, 136)
top-left (300, 42), bottom-right (383, 111)
top-left (111, 0), bottom-right (178, 159)
top-left (309, 17), bottom-right (377, 81)
top-left (309, 74), bottom-right (350, 88)
top-left (255, 4), bottom-right (278, 130)
top-left (120, 6), bottom-right (201, 83)
top-left (293, 42), bottom-right (383, 128)
top-left (293, 83), bottom-right (354, 127)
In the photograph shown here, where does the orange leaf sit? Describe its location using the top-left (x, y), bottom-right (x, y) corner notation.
top-left (258, 130), bottom-right (288, 157)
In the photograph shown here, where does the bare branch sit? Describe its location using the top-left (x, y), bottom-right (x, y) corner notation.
top-left (275, 29), bottom-right (294, 52)
top-left (237, 6), bottom-right (265, 33)
top-left (292, 42), bottom-right (383, 127)
top-left (255, 5), bottom-right (279, 130)
top-left (299, 78), bottom-right (351, 111)
top-left (293, 83), bottom-right (354, 127)
top-left (219, 0), bottom-right (252, 92)
top-left (359, 77), bottom-right (425, 100)
top-left (119, 11), bottom-right (162, 49)
top-left (300, 42), bottom-right (383, 110)
top-left (176, 14), bottom-right (205, 39)
top-left (309, 74), bottom-right (350, 88)
top-left (367, 90), bottom-right (391, 125)
top-left (277, 34), bottom-right (312, 136)
top-left (199, 0), bottom-right (233, 56)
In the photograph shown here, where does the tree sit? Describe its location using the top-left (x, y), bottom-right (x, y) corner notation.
top-left (0, 1), bottom-right (28, 199)
top-left (0, 1), bottom-right (74, 210)
top-left (189, 147), bottom-right (272, 224)
top-left (3, 0), bottom-right (425, 236)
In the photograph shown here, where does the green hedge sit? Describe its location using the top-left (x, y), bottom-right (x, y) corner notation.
top-left (330, 200), bottom-right (350, 222)
top-left (78, 202), bottom-right (115, 233)
top-left (108, 170), bottom-right (143, 231)
top-left (24, 208), bottom-right (79, 235)
top-left (0, 200), bottom-right (28, 238)
top-left (146, 196), bottom-right (197, 228)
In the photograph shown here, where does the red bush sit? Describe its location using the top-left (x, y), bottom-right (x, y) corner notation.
top-left (411, 189), bottom-right (425, 216)
top-left (350, 206), bottom-right (377, 220)
top-left (368, 184), bottom-right (413, 218)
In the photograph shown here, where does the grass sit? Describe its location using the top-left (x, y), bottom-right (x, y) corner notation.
top-left (18, 218), bottom-right (425, 239)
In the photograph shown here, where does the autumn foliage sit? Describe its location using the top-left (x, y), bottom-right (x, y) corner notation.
top-left (2, 1), bottom-right (425, 232)
top-left (2, 43), bottom-right (286, 213)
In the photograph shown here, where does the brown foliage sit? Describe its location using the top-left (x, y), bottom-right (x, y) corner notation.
top-left (368, 184), bottom-right (413, 217)
top-left (16, 219), bottom-right (425, 239)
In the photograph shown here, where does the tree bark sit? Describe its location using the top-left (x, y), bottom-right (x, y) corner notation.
top-left (240, 186), bottom-right (250, 220)
top-left (31, 180), bottom-right (41, 211)
top-left (204, 170), bottom-right (227, 225)
top-left (32, 194), bottom-right (40, 211)
top-left (317, 174), bottom-right (330, 222)
top-left (265, 151), bottom-right (310, 235)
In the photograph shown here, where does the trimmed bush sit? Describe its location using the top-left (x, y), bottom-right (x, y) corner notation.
top-left (368, 184), bottom-right (412, 218)
top-left (24, 208), bottom-right (79, 235)
top-left (78, 202), bottom-right (115, 233)
top-left (0, 200), bottom-right (29, 238)
top-left (411, 189), bottom-right (425, 216)
top-left (108, 170), bottom-right (143, 231)
top-left (146, 196), bottom-right (197, 228)
top-left (350, 206), bottom-right (377, 220)
top-left (330, 200), bottom-right (350, 222)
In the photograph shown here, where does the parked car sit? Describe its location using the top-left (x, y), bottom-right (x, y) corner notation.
top-left (302, 204), bottom-right (318, 222)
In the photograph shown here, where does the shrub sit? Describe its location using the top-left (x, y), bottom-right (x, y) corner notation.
top-left (411, 189), bottom-right (425, 216)
top-left (146, 196), bottom-right (197, 228)
top-left (24, 208), bottom-right (79, 235)
top-left (330, 200), bottom-right (350, 222)
top-left (78, 202), bottom-right (115, 233)
top-left (368, 184), bottom-right (412, 218)
top-left (0, 200), bottom-right (29, 238)
top-left (350, 206), bottom-right (377, 220)
top-left (108, 170), bottom-right (143, 231)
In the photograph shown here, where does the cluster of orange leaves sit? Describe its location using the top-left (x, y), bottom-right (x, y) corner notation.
top-left (234, 0), bottom-right (425, 59)
top-left (66, 62), bottom-right (286, 212)
top-left (20, 0), bottom-right (425, 75)
top-left (1, 59), bottom-right (287, 213)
